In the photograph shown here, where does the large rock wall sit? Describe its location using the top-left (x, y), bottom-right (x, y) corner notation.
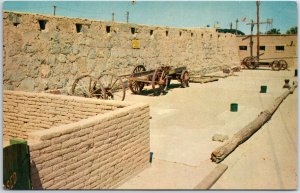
top-left (3, 11), bottom-right (240, 93)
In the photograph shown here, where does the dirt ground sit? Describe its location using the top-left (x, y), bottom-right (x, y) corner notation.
top-left (118, 68), bottom-right (298, 190)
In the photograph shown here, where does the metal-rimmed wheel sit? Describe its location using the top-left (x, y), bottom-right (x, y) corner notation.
top-left (245, 57), bottom-right (258, 69)
top-left (98, 73), bottom-right (126, 101)
top-left (271, 60), bottom-right (281, 71)
top-left (180, 70), bottom-right (190, 88)
top-left (129, 65), bottom-right (146, 94)
top-left (279, 60), bottom-right (288, 70)
top-left (152, 68), bottom-right (168, 96)
top-left (71, 74), bottom-right (106, 99)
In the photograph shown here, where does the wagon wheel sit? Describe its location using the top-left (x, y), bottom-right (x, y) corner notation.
top-left (152, 68), bottom-right (168, 96)
top-left (271, 60), bottom-right (282, 71)
top-left (279, 60), bottom-right (288, 70)
top-left (180, 70), bottom-right (190, 88)
top-left (241, 57), bottom-right (250, 66)
top-left (98, 74), bottom-right (125, 101)
top-left (129, 65), bottom-right (146, 94)
top-left (245, 57), bottom-right (257, 69)
top-left (71, 74), bottom-right (106, 99)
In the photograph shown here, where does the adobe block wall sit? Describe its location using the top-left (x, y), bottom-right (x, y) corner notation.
top-left (237, 35), bottom-right (298, 68)
top-left (3, 90), bottom-right (125, 139)
top-left (3, 91), bottom-right (150, 189)
top-left (3, 11), bottom-right (240, 93)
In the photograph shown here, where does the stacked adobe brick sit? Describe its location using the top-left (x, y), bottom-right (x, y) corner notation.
top-left (3, 91), bottom-right (150, 189)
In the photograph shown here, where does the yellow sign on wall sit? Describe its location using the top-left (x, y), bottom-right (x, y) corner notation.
top-left (132, 39), bottom-right (140, 49)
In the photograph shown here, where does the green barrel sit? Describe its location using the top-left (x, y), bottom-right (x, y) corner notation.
top-left (260, 85), bottom-right (267, 93)
top-left (230, 103), bottom-right (238, 112)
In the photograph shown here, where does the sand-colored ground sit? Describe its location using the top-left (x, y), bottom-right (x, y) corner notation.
top-left (118, 68), bottom-right (297, 189)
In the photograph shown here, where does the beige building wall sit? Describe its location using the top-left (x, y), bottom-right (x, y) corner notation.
top-left (3, 91), bottom-right (150, 189)
top-left (237, 35), bottom-right (298, 68)
top-left (3, 11), bottom-right (240, 94)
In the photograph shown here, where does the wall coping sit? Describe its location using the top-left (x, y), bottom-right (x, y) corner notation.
top-left (4, 11), bottom-right (216, 32)
top-left (3, 90), bottom-right (136, 107)
top-left (27, 102), bottom-right (148, 145)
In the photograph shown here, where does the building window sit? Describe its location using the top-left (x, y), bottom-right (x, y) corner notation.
top-left (39, 20), bottom-right (47, 31)
top-left (106, 26), bottom-right (111, 33)
top-left (276, 45), bottom-right (284, 52)
top-left (259, 46), bottom-right (265, 51)
top-left (239, 46), bottom-right (247, 51)
top-left (75, 23), bottom-right (82, 33)
top-left (150, 30), bottom-right (153, 36)
top-left (13, 22), bottom-right (20, 27)
top-left (131, 27), bottom-right (135, 34)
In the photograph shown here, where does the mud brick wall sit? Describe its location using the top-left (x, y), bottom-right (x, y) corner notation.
top-left (28, 103), bottom-right (150, 189)
top-left (3, 90), bottom-right (125, 140)
top-left (3, 11), bottom-right (240, 93)
top-left (3, 91), bottom-right (150, 189)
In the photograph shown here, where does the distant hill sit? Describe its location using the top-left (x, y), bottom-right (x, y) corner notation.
top-left (216, 29), bottom-right (245, 35)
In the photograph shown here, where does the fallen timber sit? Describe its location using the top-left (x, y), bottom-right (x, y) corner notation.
top-left (189, 77), bottom-right (219, 83)
top-left (211, 82), bottom-right (298, 163)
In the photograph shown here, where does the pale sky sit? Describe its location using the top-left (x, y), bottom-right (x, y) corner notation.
top-left (2, 1), bottom-right (298, 35)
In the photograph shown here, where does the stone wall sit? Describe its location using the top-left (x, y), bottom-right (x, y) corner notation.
top-left (3, 11), bottom-right (240, 93)
top-left (237, 34), bottom-right (298, 68)
top-left (3, 90), bottom-right (150, 189)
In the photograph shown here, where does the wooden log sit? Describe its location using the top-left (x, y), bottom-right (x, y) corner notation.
top-left (194, 164), bottom-right (228, 189)
top-left (190, 77), bottom-right (219, 83)
top-left (202, 75), bottom-right (229, 78)
top-left (211, 82), bottom-right (298, 163)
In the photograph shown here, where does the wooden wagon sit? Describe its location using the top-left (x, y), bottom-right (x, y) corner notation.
top-left (127, 65), bottom-right (190, 96)
top-left (71, 65), bottom-right (190, 101)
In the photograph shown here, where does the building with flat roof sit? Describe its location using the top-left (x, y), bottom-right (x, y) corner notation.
top-left (237, 34), bottom-right (297, 68)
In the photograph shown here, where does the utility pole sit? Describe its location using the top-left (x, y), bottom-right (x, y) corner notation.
top-left (256, 0), bottom-right (260, 60)
top-left (230, 22), bottom-right (232, 30)
top-left (126, 11), bottom-right (129, 23)
top-left (250, 20), bottom-right (254, 59)
top-left (235, 18), bottom-right (239, 35)
top-left (112, 12), bottom-right (115, 22)
top-left (53, 5), bottom-right (56, 16)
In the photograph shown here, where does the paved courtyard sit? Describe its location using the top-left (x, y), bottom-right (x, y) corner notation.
top-left (118, 68), bottom-right (298, 189)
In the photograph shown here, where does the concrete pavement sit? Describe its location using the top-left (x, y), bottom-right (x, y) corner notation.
top-left (118, 68), bottom-right (297, 189)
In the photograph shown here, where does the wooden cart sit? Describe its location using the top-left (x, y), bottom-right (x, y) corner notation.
top-left (242, 55), bottom-right (288, 71)
top-left (128, 65), bottom-right (190, 96)
top-left (70, 65), bottom-right (190, 101)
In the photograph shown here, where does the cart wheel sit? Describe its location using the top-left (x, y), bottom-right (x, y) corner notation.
top-left (279, 60), bottom-right (288, 70)
top-left (129, 65), bottom-right (146, 94)
top-left (241, 57), bottom-right (250, 66)
top-left (245, 57), bottom-right (257, 69)
top-left (181, 70), bottom-right (190, 88)
top-left (98, 73), bottom-right (126, 101)
top-left (152, 68), bottom-right (168, 96)
top-left (71, 74), bottom-right (106, 99)
top-left (271, 60), bottom-right (281, 71)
